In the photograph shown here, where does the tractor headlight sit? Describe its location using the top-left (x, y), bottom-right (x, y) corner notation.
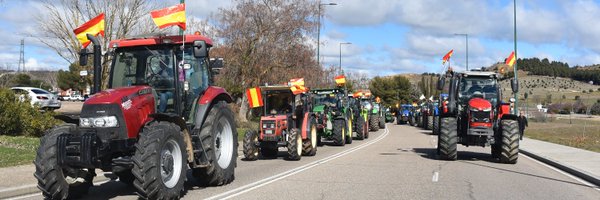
top-left (262, 123), bottom-right (267, 129)
top-left (365, 104), bottom-right (372, 110)
top-left (80, 116), bottom-right (119, 128)
top-left (509, 97), bottom-right (516, 103)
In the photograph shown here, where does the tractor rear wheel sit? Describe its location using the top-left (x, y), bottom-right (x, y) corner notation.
top-left (345, 119), bottom-right (353, 144)
top-left (191, 101), bottom-right (238, 186)
top-left (438, 117), bottom-right (458, 160)
top-left (427, 116), bottom-right (434, 130)
top-left (332, 119), bottom-right (346, 146)
top-left (432, 116), bottom-right (440, 135)
top-left (115, 169), bottom-right (135, 185)
top-left (355, 116), bottom-right (366, 140)
top-left (34, 124), bottom-right (95, 200)
top-left (302, 118), bottom-right (318, 156)
top-left (369, 115), bottom-right (379, 131)
top-left (500, 119), bottom-right (520, 164)
top-left (132, 121), bottom-right (186, 199)
top-left (243, 130), bottom-right (259, 161)
top-left (287, 128), bottom-right (302, 160)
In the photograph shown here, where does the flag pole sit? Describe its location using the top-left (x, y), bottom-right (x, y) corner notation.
top-left (180, 0), bottom-right (185, 72)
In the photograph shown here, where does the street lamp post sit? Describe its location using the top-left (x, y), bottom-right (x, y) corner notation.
top-left (317, 1), bottom-right (337, 67)
top-left (339, 42), bottom-right (351, 73)
top-left (454, 33), bottom-right (469, 71)
top-left (513, 0), bottom-right (519, 114)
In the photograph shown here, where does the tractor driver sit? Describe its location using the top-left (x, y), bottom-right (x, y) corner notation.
top-left (148, 56), bottom-right (174, 113)
top-left (279, 97), bottom-right (293, 114)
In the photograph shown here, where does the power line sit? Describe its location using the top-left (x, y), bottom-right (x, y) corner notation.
top-left (18, 39), bottom-right (24, 72)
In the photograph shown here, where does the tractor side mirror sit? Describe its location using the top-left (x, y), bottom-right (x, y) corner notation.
top-left (436, 77), bottom-right (445, 90)
top-left (193, 40), bottom-right (208, 58)
top-left (79, 48), bottom-right (88, 66)
top-left (511, 79), bottom-right (519, 93)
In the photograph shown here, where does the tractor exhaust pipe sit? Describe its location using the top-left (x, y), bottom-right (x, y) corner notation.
top-left (87, 34), bottom-right (102, 95)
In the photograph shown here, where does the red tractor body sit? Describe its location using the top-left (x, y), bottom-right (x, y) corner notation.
top-left (260, 115), bottom-right (289, 141)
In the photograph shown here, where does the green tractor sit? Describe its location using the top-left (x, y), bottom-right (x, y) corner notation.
top-left (310, 89), bottom-right (353, 146)
top-left (370, 99), bottom-right (386, 130)
top-left (384, 107), bottom-right (395, 123)
top-left (348, 93), bottom-right (369, 140)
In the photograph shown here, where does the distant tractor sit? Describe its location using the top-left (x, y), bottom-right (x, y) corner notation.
top-left (432, 94), bottom-right (448, 135)
top-left (436, 71), bottom-right (520, 164)
top-left (34, 34), bottom-right (238, 199)
top-left (311, 89), bottom-right (353, 146)
top-left (242, 85), bottom-right (316, 161)
top-left (396, 104), bottom-right (414, 125)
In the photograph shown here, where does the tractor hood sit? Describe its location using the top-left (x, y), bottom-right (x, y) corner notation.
top-left (312, 105), bottom-right (325, 113)
top-left (468, 97), bottom-right (492, 111)
top-left (85, 86), bottom-right (153, 105)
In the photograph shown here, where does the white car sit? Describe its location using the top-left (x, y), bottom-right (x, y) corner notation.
top-left (11, 87), bottom-right (61, 110)
top-left (71, 94), bottom-right (84, 101)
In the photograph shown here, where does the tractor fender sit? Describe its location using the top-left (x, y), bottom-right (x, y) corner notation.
top-left (149, 113), bottom-right (194, 163)
top-left (301, 112), bottom-right (310, 140)
top-left (194, 86), bottom-right (234, 128)
top-left (500, 114), bottom-right (519, 121)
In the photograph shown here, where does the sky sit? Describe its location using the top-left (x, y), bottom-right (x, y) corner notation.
top-left (2, 0), bottom-right (600, 77)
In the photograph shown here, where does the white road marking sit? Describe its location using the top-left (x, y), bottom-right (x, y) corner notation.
top-left (205, 128), bottom-right (390, 200)
top-left (432, 171), bottom-right (439, 182)
top-left (521, 154), bottom-right (600, 191)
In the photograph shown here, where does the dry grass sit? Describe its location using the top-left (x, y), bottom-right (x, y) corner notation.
top-left (526, 118), bottom-right (600, 152)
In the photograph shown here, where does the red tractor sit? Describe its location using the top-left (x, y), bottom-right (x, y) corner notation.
top-left (34, 34), bottom-right (238, 199)
top-left (436, 70), bottom-right (520, 164)
top-left (243, 85), bottom-right (317, 161)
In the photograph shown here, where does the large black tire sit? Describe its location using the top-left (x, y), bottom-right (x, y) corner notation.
top-left (427, 116), bottom-right (434, 130)
top-left (500, 120), bottom-right (520, 164)
top-left (243, 130), bottom-right (259, 161)
top-left (34, 124), bottom-right (95, 200)
top-left (379, 116), bottom-right (385, 129)
top-left (416, 115), bottom-right (422, 127)
top-left (302, 118), bottom-right (318, 156)
top-left (369, 115), bottom-right (379, 132)
top-left (355, 116), bottom-right (366, 140)
top-left (191, 101), bottom-right (238, 186)
top-left (438, 117), bottom-right (458, 160)
top-left (345, 119), bottom-right (353, 144)
top-left (115, 169), bottom-right (135, 185)
top-left (421, 115), bottom-right (428, 129)
top-left (332, 119), bottom-right (346, 146)
top-left (364, 119), bottom-right (370, 139)
top-left (287, 128), bottom-right (302, 160)
top-left (432, 116), bottom-right (440, 135)
top-left (260, 141), bottom-right (278, 157)
top-left (132, 121), bottom-right (187, 199)
top-left (409, 116), bottom-right (416, 126)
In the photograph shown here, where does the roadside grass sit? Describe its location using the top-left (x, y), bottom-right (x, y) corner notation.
top-left (0, 136), bottom-right (39, 168)
top-left (527, 118), bottom-right (600, 153)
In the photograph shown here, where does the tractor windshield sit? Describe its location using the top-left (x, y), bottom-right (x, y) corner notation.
top-left (312, 94), bottom-right (338, 107)
top-left (264, 90), bottom-right (294, 115)
top-left (458, 77), bottom-right (498, 105)
top-left (110, 45), bottom-right (175, 88)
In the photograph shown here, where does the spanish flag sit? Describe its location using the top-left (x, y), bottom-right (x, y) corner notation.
top-left (505, 51), bottom-right (516, 67)
top-left (246, 87), bottom-right (263, 108)
top-left (150, 3), bottom-right (186, 30)
top-left (335, 75), bottom-right (346, 85)
top-left (442, 49), bottom-right (453, 64)
top-left (289, 78), bottom-right (307, 95)
top-left (73, 13), bottom-right (105, 48)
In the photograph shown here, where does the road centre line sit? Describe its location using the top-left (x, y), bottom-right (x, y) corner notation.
top-left (205, 127), bottom-right (390, 200)
top-left (432, 171), bottom-right (439, 182)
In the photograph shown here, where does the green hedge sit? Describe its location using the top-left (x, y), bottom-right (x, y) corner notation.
top-left (0, 88), bottom-right (59, 137)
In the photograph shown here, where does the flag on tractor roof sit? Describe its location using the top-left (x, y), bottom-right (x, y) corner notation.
top-left (246, 87), bottom-right (263, 108)
top-left (505, 51), bottom-right (516, 67)
top-left (289, 78), bottom-right (307, 95)
top-left (73, 13), bottom-right (105, 48)
top-left (151, 3), bottom-right (186, 30)
top-left (442, 49), bottom-right (453, 64)
top-left (335, 75), bottom-right (346, 85)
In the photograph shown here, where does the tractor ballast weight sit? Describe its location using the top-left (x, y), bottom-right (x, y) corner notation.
top-left (436, 71), bottom-right (520, 164)
top-left (36, 34), bottom-right (238, 199)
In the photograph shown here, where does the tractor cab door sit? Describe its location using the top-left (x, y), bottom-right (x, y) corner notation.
top-left (176, 47), bottom-right (210, 119)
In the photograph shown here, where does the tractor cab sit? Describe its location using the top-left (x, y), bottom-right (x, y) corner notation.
top-left (259, 85), bottom-right (308, 140)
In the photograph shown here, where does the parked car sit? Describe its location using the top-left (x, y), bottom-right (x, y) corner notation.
top-left (71, 94), bottom-right (84, 101)
top-left (10, 87), bottom-right (61, 110)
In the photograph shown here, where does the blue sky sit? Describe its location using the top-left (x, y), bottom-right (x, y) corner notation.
top-left (2, 0), bottom-right (600, 77)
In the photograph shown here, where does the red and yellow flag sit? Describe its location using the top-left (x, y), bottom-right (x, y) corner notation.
top-left (505, 51), bottom-right (516, 67)
top-left (150, 3), bottom-right (186, 30)
top-left (442, 49), bottom-right (453, 64)
top-left (289, 78), bottom-right (307, 95)
top-left (246, 87), bottom-right (263, 108)
top-left (73, 13), bottom-right (105, 48)
top-left (335, 75), bottom-right (346, 85)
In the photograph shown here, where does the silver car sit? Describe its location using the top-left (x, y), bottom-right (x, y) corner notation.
top-left (11, 87), bottom-right (62, 110)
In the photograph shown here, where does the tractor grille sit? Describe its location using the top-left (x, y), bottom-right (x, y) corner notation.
top-left (471, 111), bottom-right (491, 122)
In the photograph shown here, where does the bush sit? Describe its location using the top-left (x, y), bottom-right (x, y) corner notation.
top-left (547, 103), bottom-right (572, 114)
top-left (0, 88), bottom-right (59, 137)
top-left (590, 102), bottom-right (600, 115)
top-left (573, 100), bottom-right (587, 114)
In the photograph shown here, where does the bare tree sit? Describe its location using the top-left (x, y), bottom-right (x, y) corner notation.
top-left (35, 0), bottom-right (161, 87)
top-left (214, 0), bottom-right (320, 122)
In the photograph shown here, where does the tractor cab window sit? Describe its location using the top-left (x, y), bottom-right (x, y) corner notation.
top-left (175, 47), bottom-right (209, 94)
top-left (313, 94), bottom-right (338, 108)
top-left (265, 91), bottom-right (294, 114)
top-left (459, 77), bottom-right (498, 105)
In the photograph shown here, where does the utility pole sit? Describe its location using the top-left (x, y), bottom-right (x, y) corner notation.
top-left (339, 42), bottom-right (351, 74)
top-left (18, 39), bottom-right (24, 72)
top-left (317, 1), bottom-right (337, 67)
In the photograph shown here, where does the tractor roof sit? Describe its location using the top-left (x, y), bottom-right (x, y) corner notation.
top-left (310, 88), bottom-right (342, 94)
top-left (109, 34), bottom-right (213, 48)
top-left (461, 71), bottom-right (498, 78)
top-left (259, 85), bottom-right (292, 92)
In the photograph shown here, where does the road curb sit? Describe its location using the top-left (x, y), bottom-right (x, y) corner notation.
top-left (520, 148), bottom-right (600, 187)
top-left (0, 175), bottom-right (110, 199)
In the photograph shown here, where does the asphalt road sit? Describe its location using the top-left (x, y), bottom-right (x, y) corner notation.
top-left (12, 123), bottom-right (600, 200)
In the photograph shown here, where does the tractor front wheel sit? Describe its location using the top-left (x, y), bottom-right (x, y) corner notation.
top-left (438, 117), bottom-right (457, 160)
top-left (34, 124), bottom-right (95, 200)
top-left (369, 115), bottom-right (379, 132)
top-left (287, 128), bottom-right (302, 160)
top-left (243, 130), bottom-right (259, 161)
top-left (355, 116), bottom-right (366, 140)
top-left (432, 116), bottom-right (440, 135)
top-left (345, 119), bottom-right (353, 144)
top-left (500, 119), bottom-right (520, 164)
top-left (427, 116), bottom-right (434, 130)
top-left (191, 101), bottom-right (238, 186)
top-left (132, 121), bottom-right (187, 199)
top-left (333, 119), bottom-right (346, 146)
top-left (302, 118), bottom-right (318, 156)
